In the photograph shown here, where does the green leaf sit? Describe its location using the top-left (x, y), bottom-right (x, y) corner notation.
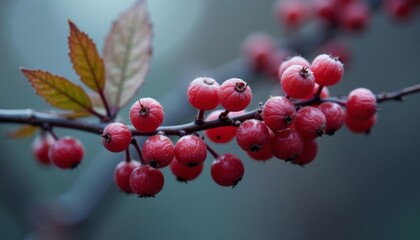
top-left (68, 20), bottom-right (105, 92)
top-left (103, 0), bottom-right (152, 108)
top-left (21, 69), bottom-right (93, 111)
top-left (7, 125), bottom-right (37, 139)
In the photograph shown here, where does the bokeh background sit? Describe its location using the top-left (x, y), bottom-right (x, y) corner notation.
top-left (1, 0), bottom-right (420, 239)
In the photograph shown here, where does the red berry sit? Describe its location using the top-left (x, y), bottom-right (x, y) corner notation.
top-left (274, 0), bottom-right (309, 27)
top-left (270, 128), bottom-right (304, 161)
top-left (310, 54), bottom-right (344, 86)
top-left (292, 140), bottom-right (318, 166)
top-left (32, 134), bottom-right (55, 165)
top-left (236, 119), bottom-right (270, 152)
top-left (346, 88), bottom-right (377, 120)
top-left (314, 0), bottom-right (338, 22)
top-left (294, 106), bottom-right (327, 140)
top-left (175, 135), bottom-right (207, 167)
top-left (130, 165), bottom-right (164, 197)
top-left (345, 113), bottom-right (377, 133)
top-left (187, 77), bottom-right (220, 111)
top-left (49, 136), bottom-right (84, 169)
top-left (114, 160), bottom-right (141, 193)
top-left (204, 110), bottom-right (239, 144)
top-left (384, 0), bottom-right (412, 20)
top-left (219, 78), bottom-right (252, 112)
top-left (241, 32), bottom-right (276, 72)
top-left (339, 1), bottom-right (370, 32)
top-left (317, 102), bottom-right (345, 135)
top-left (129, 97), bottom-right (164, 133)
top-left (278, 55), bottom-right (310, 80)
top-left (211, 153), bottom-right (244, 187)
top-left (102, 122), bottom-right (132, 152)
top-left (262, 96), bottom-right (296, 131)
top-left (281, 65), bottom-right (315, 99)
top-left (170, 157), bottom-right (204, 182)
top-left (142, 134), bottom-right (175, 168)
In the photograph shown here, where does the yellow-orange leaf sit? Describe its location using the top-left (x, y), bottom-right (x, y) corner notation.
top-left (21, 69), bottom-right (93, 111)
top-left (103, 0), bottom-right (152, 108)
top-left (7, 125), bottom-right (37, 139)
top-left (69, 20), bottom-right (105, 91)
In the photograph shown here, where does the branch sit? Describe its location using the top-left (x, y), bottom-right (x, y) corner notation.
top-left (1, 84), bottom-right (420, 138)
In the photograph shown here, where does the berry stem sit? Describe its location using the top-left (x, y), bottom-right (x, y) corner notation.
top-left (98, 89), bottom-right (112, 120)
top-left (131, 138), bottom-right (146, 165)
top-left (125, 148), bottom-right (131, 163)
top-left (206, 143), bottom-right (220, 159)
top-left (195, 110), bottom-right (205, 125)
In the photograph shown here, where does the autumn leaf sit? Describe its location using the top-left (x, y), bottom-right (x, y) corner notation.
top-left (68, 20), bottom-right (105, 92)
top-left (7, 125), bottom-right (37, 139)
top-left (103, 0), bottom-right (152, 109)
top-left (21, 69), bottom-right (93, 112)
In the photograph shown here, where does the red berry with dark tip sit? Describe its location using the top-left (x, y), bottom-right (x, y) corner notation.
top-left (32, 134), bottom-right (55, 165)
top-left (346, 88), bottom-right (377, 120)
top-left (187, 77), bottom-right (220, 111)
top-left (130, 165), bottom-right (164, 198)
top-left (211, 153), bottom-right (244, 187)
top-left (262, 96), bottom-right (296, 131)
top-left (317, 102), bottom-right (345, 135)
top-left (175, 135), bottom-right (207, 167)
top-left (281, 65), bottom-right (315, 98)
top-left (270, 128), bottom-right (304, 161)
top-left (339, 1), bottom-right (370, 32)
top-left (278, 55), bottom-right (310, 80)
top-left (129, 97), bottom-right (164, 133)
top-left (49, 136), bottom-right (84, 169)
top-left (292, 140), bottom-right (318, 166)
top-left (219, 78), bottom-right (252, 112)
top-left (114, 160), bottom-right (141, 193)
top-left (142, 134), bottom-right (175, 168)
top-left (310, 54), bottom-right (344, 86)
top-left (236, 119), bottom-right (270, 152)
top-left (170, 157), bottom-right (204, 182)
top-left (274, 0), bottom-right (309, 27)
top-left (294, 106), bottom-right (327, 140)
top-left (102, 122), bottom-right (132, 153)
top-left (242, 32), bottom-right (276, 72)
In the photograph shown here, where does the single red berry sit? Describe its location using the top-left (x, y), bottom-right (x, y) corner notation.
top-left (49, 136), bottom-right (84, 169)
top-left (314, 0), bottom-right (338, 22)
top-left (339, 1), bottom-right (370, 32)
top-left (346, 88), bottom-right (377, 120)
top-left (310, 54), bottom-right (344, 86)
top-left (211, 153), bottom-right (244, 187)
top-left (130, 165), bottom-right (164, 198)
top-left (236, 119), bottom-right (270, 152)
top-left (114, 160), bottom-right (141, 193)
top-left (102, 122), bottom-right (132, 153)
top-left (204, 110), bottom-right (239, 144)
top-left (274, 0), bottom-right (309, 27)
top-left (294, 106), bottom-right (327, 140)
top-left (292, 140), bottom-right (318, 166)
top-left (175, 135), bottom-right (207, 167)
top-left (299, 83), bottom-right (330, 101)
top-left (278, 55), bottom-right (310, 80)
top-left (281, 65), bottom-right (315, 98)
top-left (129, 97), bottom-right (164, 133)
top-left (170, 157), bottom-right (204, 182)
top-left (345, 113), bottom-right (377, 134)
top-left (262, 96), bottom-right (296, 131)
top-left (384, 0), bottom-right (412, 21)
top-left (32, 134), bottom-right (55, 165)
top-left (241, 32), bottom-right (276, 72)
top-left (270, 128), bottom-right (304, 161)
top-left (187, 77), bottom-right (220, 111)
top-left (317, 102), bottom-right (345, 135)
top-left (219, 78), bottom-right (252, 112)
top-left (142, 134), bottom-right (175, 168)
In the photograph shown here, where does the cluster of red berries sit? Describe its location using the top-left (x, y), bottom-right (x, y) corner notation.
top-left (31, 53), bottom-right (379, 198)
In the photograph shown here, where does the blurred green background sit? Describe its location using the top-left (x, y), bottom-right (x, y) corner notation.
top-left (1, 0), bottom-right (420, 239)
